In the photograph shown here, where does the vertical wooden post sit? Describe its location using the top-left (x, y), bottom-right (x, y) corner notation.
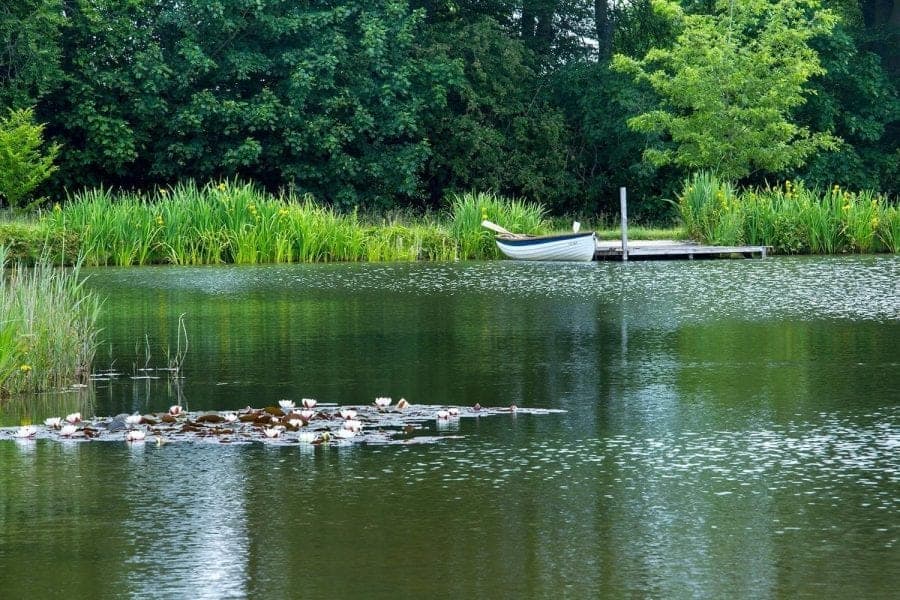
top-left (620, 187), bottom-right (629, 261)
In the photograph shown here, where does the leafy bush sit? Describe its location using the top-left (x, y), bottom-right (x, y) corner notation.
top-left (0, 108), bottom-right (60, 210)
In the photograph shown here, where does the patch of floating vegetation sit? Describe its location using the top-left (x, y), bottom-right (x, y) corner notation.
top-left (0, 398), bottom-right (565, 447)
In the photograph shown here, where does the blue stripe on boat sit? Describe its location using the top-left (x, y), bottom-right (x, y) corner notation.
top-left (497, 232), bottom-right (595, 246)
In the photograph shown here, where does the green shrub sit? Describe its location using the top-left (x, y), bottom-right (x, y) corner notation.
top-left (677, 172), bottom-right (741, 244)
top-left (0, 108), bottom-right (60, 211)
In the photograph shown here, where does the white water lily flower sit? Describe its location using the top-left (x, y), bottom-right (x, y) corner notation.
top-left (223, 412), bottom-right (238, 423)
top-left (169, 405), bottom-right (183, 416)
top-left (299, 409), bottom-right (315, 421)
top-left (342, 419), bottom-right (363, 433)
top-left (125, 430), bottom-right (146, 442)
top-left (14, 425), bottom-right (37, 438)
top-left (287, 418), bottom-right (303, 428)
top-left (59, 424), bottom-right (77, 437)
top-left (436, 410), bottom-right (450, 420)
top-left (301, 398), bottom-right (317, 409)
top-left (44, 417), bottom-right (62, 428)
top-left (339, 409), bottom-right (357, 420)
top-left (448, 407), bottom-right (460, 417)
top-left (65, 412), bottom-right (82, 424)
top-left (278, 399), bottom-right (295, 410)
top-left (374, 397), bottom-right (392, 408)
top-left (335, 428), bottom-right (358, 439)
top-left (263, 427), bottom-right (282, 438)
top-left (125, 414), bottom-right (142, 425)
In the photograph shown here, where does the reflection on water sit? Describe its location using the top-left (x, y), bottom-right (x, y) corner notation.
top-left (1, 407), bottom-right (896, 598)
top-left (1, 256), bottom-right (897, 597)
top-left (121, 445), bottom-right (249, 599)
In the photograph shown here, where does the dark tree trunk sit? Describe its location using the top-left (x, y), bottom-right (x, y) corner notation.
top-left (595, 0), bottom-right (612, 59)
top-left (521, 0), bottom-right (556, 56)
top-left (521, 2), bottom-right (537, 42)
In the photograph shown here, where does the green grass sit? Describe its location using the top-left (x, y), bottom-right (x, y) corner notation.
top-left (677, 172), bottom-right (897, 254)
top-left (595, 225), bottom-right (686, 241)
top-left (0, 246), bottom-right (102, 397)
top-left (546, 214), bottom-right (685, 241)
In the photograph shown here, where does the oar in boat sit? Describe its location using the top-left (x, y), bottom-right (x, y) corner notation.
top-left (481, 220), bottom-right (528, 239)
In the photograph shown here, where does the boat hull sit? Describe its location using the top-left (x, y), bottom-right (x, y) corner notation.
top-left (496, 232), bottom-right (596, 262)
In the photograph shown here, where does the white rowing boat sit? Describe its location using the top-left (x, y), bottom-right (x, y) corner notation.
top-left (482, 220), bottom-right (596, 262)
top-left (495, 231), bottom-right (596, 261)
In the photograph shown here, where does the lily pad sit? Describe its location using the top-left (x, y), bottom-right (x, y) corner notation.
top-left (0, 404), bottom-right (565, 447)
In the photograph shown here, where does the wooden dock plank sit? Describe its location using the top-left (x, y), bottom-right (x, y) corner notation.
top-left (594, 240), bottom-right (768, 260)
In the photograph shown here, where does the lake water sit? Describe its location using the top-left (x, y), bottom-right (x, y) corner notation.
top-left (1, 256), bottom-right (898, 598)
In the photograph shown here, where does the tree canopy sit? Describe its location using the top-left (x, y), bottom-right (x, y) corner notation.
top-left (613, 0), bottom-right (840, 181)
top-left (1, 0), bottom-right (896, 216)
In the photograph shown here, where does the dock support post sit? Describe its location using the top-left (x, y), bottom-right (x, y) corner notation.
top-left (620, 187), bottom-right (629, 261)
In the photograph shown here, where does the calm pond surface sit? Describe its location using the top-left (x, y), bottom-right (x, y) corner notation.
top-left (1, 256), bottom-right (898, 598)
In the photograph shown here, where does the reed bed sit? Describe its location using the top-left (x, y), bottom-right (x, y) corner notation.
top-left (449, 191), bottom-right (548, 259)
top-left (41, 183), bottom-right (554, 265)
top-left (0, 246), bottom-right (102, 396)
top-left (678, 172), bottom-right (898, 253)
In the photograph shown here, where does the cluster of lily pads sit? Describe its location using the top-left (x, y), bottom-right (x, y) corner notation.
top-left (1, 397), bottom-right (564, 447)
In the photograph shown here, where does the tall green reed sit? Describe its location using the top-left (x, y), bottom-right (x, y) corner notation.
top-left (0, 246), bottom-right (102, 396)
top-left (677, 173), bottom-right (896, 254)
top-left (449, 191), bottom-right (548, 259)
top-left (879, 205), bottom-right (900, 253)
top-left (44, 182), bottom-right (563, 264)
top-left (677, 172), bottom-right (744, 245)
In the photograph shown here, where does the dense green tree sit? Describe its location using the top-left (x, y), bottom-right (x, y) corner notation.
top-left (419, 19), bottom-right (576, 209)
top-left (45, 0), bottom-right (166, 185)
top-left (551, 0), bottom-right (684, 218)
top-left (794, 0), bottom-right (898, 194)
top-left (0, 0), bottom-right (64, 110)
top-left (613, 0), bottom-right (840, 182)
top-left (553, 62), bottom-right (684, 218)
top-left (46, 0), bottom-right (450, 208)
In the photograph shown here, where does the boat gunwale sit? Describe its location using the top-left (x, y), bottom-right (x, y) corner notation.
top-left (495, 231), bottom-right (596, 247)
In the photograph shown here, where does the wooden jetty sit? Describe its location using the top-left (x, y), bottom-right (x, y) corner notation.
top-left (594, 239), bottom-right (768, 261)
top-left (600, 187), bottom-right (769, 261)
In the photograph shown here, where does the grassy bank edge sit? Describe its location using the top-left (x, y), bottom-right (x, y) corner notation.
top-left (1, 178), bottom-right (896, 265)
